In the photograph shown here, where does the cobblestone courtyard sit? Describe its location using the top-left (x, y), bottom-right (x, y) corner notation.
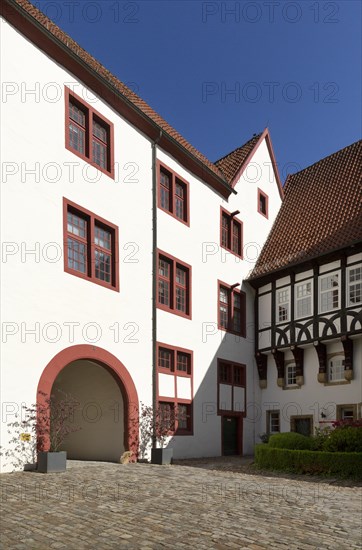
top-left (1, 459), bottom-right (361, 549)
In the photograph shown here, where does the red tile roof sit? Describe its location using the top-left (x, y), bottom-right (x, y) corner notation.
top-left (4, 0), bottom-right (268, 193)
top-left (215, 133), bottom-right (262, 182)
top-left (249, 139), bottom-right (362, 279)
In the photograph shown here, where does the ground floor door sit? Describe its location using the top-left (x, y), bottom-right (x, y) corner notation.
top-left (222, 416), bottom-right (240, 456)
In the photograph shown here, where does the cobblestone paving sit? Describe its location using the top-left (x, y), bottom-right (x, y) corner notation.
top-left (1, 460), bottom-right (361, 549)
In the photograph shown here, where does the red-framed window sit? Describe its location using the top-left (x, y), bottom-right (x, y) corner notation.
top-left (220, 207), bottom-right (243, 257)
top-left (157, 343), bottom-right (193, 435)
top-left (217, 359), bottom-right (246, 415)
top-left (157, 161), bottom-right (190, 225)
top-left (157, 250), bottom-right (191, 319)
top-left (157, 344), bottom-right (192, 376)
top-left (63, 198), bottom-right (119, 291)
top-left (65, 87), bottom-right (114, 179)
top-left (257, 188), bottom-right (268, 218)
top-left (218, 281), bottom-right (246, 337)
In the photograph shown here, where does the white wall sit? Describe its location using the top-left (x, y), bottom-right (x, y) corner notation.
top-left (257, 337), bottom-right (362, 437)
top-left (0, 17), bottom-right (153, 470)
top-left (156, 137), bottom-right (282, 458)
top-left (0, 16), bottom-right (282, 469)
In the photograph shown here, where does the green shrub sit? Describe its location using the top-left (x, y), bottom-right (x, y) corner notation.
top-left (269, 432), bottom-right (314, 450)
top-left (311, 426), bottom-right (333, 450)
top-left (254, 445), bottom-right (362, 479)
top-left (322, 426), bottom-right (362, 453)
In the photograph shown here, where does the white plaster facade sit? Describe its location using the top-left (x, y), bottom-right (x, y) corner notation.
top-left (0, 12), bottom-right (282, 471)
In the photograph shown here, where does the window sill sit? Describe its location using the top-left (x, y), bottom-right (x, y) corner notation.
top-left (218, 325), bottom-right (245, 339)
top-left (64, 266), bottom-right (119, 292)
top-left (158, 205), bottom-right (190, 227)
top-left (157, 303), bottom-right (191, 320)
top-left (324, 380), bottom-right (351, 386)
top-left (220, 244), bottom-right (243, 260)
top-left (65, 144), bottom-right (114, 180)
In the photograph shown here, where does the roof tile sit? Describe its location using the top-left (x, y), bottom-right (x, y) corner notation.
top-left (249, 139), bottom-right (362, 279)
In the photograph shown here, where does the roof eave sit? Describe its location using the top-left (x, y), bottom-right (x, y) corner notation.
top-left (247, 239), bottom-right (362, 286)
top-left (2, 0), bottom-right (234, 198)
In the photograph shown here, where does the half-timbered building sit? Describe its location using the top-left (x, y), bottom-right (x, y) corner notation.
top-left (248, 140), bottom-right (362, 437)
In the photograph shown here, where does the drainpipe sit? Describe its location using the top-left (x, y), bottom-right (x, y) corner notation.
top-left (152, 130), bottom-right (163, 448)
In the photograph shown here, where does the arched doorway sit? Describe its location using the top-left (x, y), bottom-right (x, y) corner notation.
top-left (37, 345), bottom-right (139, 461)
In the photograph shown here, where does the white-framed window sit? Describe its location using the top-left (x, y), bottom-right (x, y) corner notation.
top-left (328, 355), bottom-right (345, 382)
top-left (267, 411), bottom-right (280, 434)
top-left (295, 280), bottom-right (313, 319)
top-left (276, 287), bottom-right (290, 323)
top-left (347, 264), bottom-right (362, 306)
top-left (285, 364), bottom-right (297, 386)
top-left (319, 271), bottom-right (340, 313)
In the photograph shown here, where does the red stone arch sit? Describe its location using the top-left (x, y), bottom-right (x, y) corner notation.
top-left (37, 344), bottom-right (139, 459)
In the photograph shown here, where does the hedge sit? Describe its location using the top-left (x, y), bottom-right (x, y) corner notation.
top-left (268, 432), bottom-right (314, 450)
top-left (255, 445), bottom-right (362, 479)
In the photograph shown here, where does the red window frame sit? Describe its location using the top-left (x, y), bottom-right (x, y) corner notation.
top-left (220, 207), bottom-right (243, 258)
top-left (157, 342), bottom-right (193, 435)
top-left (257, 188), bottom-right (269, 218)
top-left (63, 198), bottom-right (119, 291)
top-left (65, 87), bottom-right (115, 179)
top-left (217, 359), bottom-right (246, 416)
top-left (218, 280), bottom-right (246, 337)
top-left (157, 250), bottom-right (192, 319)
top-left (157, 161), bottom-right (190, 226)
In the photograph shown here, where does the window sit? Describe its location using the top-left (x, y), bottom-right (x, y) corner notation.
top-left (177, 404), bottom-right (192, 432)
top-left (158, 402), bottom-right (174, 432)
top-left (157, 251), bottom-right (191, 318)
top-left (257, 188), bottom-right (268, 218)
top-left (65, 87), bottom-right (114, 178)
top-left (347, 264), bottom-right (362, 306)
top-left (157, 343), bottom-right (193, 435)
top-left (158, 162), bottom-right (189, 225)
top-left (220, 208), bottom-right (243, 257)
top-left (157, 345), bottom-right (192, 375)
top-left (157, 402), bottom-right (192, 434)
top-left (217, 359), bottom-right (246, 415)
top-left (295, 281), bottom-right (313, 318)
top-left (285, 364), bottom-right (297, 387)
top-left (63, 198), bottom-right (119, 291)
top-left (319, 271), bottom-right (340, 313)
top-left (276, 287), bottom-right (290, 323)
top-left (336, 404), bottom-right (357, 422)
top-left (218, 281), bottom-right (246, 337)
top-left (328, 355), bottom-right (345, 382)
top-left (267, 411), bottom-right (280, 434)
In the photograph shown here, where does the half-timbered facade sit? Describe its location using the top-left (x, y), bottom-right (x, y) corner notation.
top-left (249, 141), bottom-right (362, 437)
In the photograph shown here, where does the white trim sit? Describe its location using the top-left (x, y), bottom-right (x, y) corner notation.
top-left (318, 270), bottom-right (340, 314)
top-left (346, 263), bottom-right (362, 307)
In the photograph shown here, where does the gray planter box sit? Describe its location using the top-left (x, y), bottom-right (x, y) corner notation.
top-left (151, 448), bottom-right (173, 465)
top-left (37, 451), bottom-right (67, 473)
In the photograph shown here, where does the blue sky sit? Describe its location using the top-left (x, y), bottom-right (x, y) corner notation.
top-left (36, 0), bottom-right (361, 182)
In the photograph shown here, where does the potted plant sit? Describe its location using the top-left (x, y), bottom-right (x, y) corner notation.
top-left (36, 390), bottom-right (80, 473)
top-left (139, 402), bottom-right (175, 465)
top-left (0, 390), bottom-right (80, 473)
